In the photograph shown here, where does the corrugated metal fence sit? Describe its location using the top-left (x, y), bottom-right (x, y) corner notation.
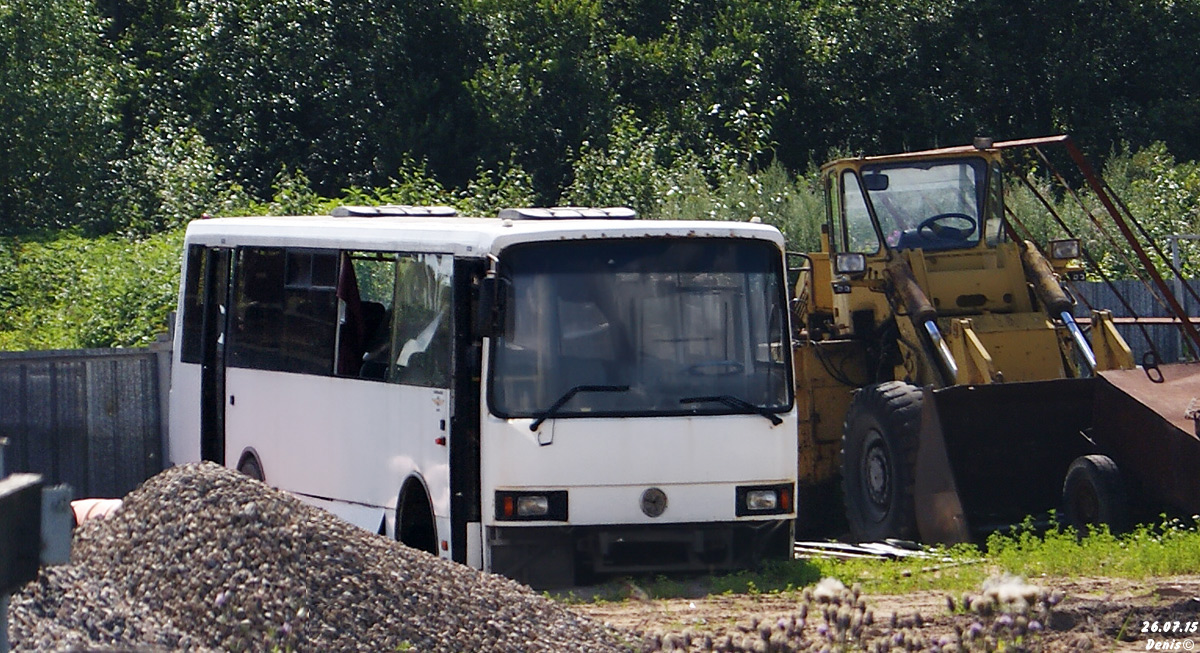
top-left (1070, 278), bottom-right (1200, 364)
top-left (0, 344), bottom-right (170, 499)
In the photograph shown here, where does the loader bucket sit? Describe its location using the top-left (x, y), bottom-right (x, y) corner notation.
top-left (1091, 363), bottom-right (1200, 516)
top-left (914, 378), bottom-right (1097, 543)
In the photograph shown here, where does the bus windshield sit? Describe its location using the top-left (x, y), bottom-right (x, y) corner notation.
top-left (489, 238), bottom-right (791, 420)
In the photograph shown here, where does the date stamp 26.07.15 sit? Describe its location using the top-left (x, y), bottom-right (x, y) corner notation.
top-left (1141, 620), bottom-right (1198, 650)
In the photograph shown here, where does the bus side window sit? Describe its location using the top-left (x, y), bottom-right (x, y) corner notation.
top-left (228, 247), bottom-right (339, 375)
top-left (179, 244), bottom-right (207, 364)
top-left (230, 248), bottom-right (287, 370)
top-left (282, 250), bottom-right (339, 374)
top-left (391, 253), bottom-right (453, 388)
top-left (339, 252), bottom-right (398, 380)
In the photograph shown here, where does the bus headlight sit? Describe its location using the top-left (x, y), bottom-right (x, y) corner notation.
top-left (746, 490), bottom-right (779, 510)
top-left (495, 490), bottom-right (568, 521)
top-left (517, 495), bottom-right (549, 517)
top-left (735, 484), bottom-right (793, 516)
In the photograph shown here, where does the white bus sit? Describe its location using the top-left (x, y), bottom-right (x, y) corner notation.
top-left (168, 206), bottom-right (797, 587)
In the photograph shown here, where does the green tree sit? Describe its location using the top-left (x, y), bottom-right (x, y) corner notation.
top-left (0, 0), bottom-right (124, 234)
top-left (175, 0), bottom-right (482, 199)
top-left (465, 0), bottom-right (616, 202)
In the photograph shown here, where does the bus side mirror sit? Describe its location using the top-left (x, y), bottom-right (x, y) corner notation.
top-left (474, 276), bottom-right (507, 338)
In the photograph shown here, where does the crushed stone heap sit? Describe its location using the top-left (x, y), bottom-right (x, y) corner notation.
top-left (8, 462), bottom-right (628, 652)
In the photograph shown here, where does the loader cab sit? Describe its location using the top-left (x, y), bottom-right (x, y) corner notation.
top-left (825, 152), bottom-right (1007, 259)
top-left (803, 144), bottom-right (1096, 388)
top-left (809, 149), bottom-right (1030, 347)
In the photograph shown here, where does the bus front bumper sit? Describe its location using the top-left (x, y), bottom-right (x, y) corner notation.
top-left (487, 519), bottom-right (793, 589)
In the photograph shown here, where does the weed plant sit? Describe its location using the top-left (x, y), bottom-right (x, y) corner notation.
top-left (634, 576), bottom-right (1064, 652)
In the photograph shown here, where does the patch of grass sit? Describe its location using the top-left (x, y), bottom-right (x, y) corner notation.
top-left (806, 516), bottom-right (1200, 596)
top-left (571, 516), bottom-right (1200, 605)
top-left (986, 515), bottom-right (1200, 579)
top-left (807, 545), bottom-right (991, 595)
top-left (706, 559), bottom-right (824, 596)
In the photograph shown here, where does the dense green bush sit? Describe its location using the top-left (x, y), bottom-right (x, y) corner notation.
top-left (8, 0), bottom-right (1200, 237)
top-left (0, 230), bottom-right (183, 350)
top-left (1005, 143), bottom-right (1200, 281)
top-left (6, 137), bottom-right (1199, 351)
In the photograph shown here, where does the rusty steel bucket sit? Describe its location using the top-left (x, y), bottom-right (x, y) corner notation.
top-left (914, 378), bottom-right (1097, 543)
top-left (1090, 362), bottom-right (1200, 517)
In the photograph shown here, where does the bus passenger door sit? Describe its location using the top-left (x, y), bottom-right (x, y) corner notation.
top-left (200, 248), bottom-right (231, 464)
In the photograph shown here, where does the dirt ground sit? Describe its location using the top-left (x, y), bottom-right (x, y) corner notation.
top-left (574, 575), bottom-right (1200, 651)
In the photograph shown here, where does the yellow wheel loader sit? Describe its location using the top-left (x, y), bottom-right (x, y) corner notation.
top-left (792, 137), bottom-right (1141, 543)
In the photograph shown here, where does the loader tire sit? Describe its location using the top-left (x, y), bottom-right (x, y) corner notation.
top-left (1062, 454), bottom-right (1129, 535)
top-left (842, 381), bottom-right (923, 542)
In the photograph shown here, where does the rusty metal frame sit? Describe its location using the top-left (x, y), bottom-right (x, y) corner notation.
top-left (994, 135), bottom-right (1200, 359)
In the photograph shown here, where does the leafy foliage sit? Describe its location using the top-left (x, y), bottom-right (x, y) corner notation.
top-left (1005, 143), bottom-right (1200, 281)
top-left (8, 0), bottom-right (1200, 234)
top-left (0, 0), bottom-right (124, 235)
top-left (6, 0), bottom-right (1200, 347)
top-left (0, 230), bottom-right (183, 349)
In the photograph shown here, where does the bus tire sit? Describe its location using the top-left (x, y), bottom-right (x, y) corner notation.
top-left (841, 381), bottom-right (922, 542)
top-left (237, 453), bottom-right (264, 481)
top-left (397, 480), bottom-right (438, 555)
top-left (1062, 454), bottom-right (1129, 535)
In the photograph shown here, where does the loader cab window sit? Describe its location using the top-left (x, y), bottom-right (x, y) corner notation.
top-left (824, 174), bottom-right (845, 252)
top-left (984, 162), bottom-right (1005, 246)
top-left (861, 158), bottom-right (988, 252)
top-left (841, 171), bottom-right (880, 254)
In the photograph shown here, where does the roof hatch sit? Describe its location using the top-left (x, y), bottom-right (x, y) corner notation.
top-left (497, 207), bottom-right (637, 220)
top-left (331, 205), bottom-right (457, 218)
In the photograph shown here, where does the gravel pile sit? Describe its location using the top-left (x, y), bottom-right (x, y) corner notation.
top-left (8, 462), bottom-right (630, 652)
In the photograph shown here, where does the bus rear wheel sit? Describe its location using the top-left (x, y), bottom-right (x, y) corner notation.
top-left (397, 482), bottom-right (438, 555)
top-left (237, 454), bottom-right (264, 482)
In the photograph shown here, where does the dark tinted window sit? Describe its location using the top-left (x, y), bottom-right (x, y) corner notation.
top-left (229, 247), bottom-right (338, 374)
top-left (179, 245), bottom-right (206, 364)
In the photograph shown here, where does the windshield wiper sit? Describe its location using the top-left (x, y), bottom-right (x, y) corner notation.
top-left (530, 384), bottom-right (630, 431)
top-left (679, 395), bottom-right (783, 425)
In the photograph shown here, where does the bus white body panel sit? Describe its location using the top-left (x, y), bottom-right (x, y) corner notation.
top-left (221, 368), bottom-right (449, 526)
